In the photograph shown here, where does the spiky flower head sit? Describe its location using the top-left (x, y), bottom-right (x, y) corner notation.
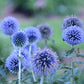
top-left (61, 16), bottom-right (83, 29)
top-left (23, 43), bottom-right (37, 53)
top-left (33, 49), bottom-right (59, 76)
top-left (62, 26), bottom-right (84, 46)
top-left (0, 16), bottom-right (20, 35)
top-left (11, 31), bottom-right (27, 48)
top-left (24, 26), bottom-right (41, 44)
top-left (5, 49), bottom-right (29, 73)
top-left (37, 24), bottom-right (52, 40)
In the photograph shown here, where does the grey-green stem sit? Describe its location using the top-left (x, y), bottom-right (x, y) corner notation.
top-left (45, 39), bottom-right (48, 48)
top-left (29, 45), bottom-right (36, 82)
top-left (71, 45), bottom-right (74, 84)
top-left (18, 49), bottom-right (21, 84)
top-left (40, 74), bottom-right (44, 84)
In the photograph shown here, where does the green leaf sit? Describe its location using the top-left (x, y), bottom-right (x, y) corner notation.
top-left (76, 54), bottom-right (84, 57)
top-left (73, 61), bottom-right (84, 64)
top-left (0, 65), bottom-right (6, 78)
top-left (65, 48), bottom-right (75, 56)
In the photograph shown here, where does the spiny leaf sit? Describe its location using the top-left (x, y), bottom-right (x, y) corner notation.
top-left (65, 48), bottom-right (75, 56)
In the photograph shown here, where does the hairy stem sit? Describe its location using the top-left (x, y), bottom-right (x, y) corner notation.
top-left (40, 74), bottom-right (44, 84)
top-left (29, 45), bottom-right (36, 82)
top-left (71, 55), bottom-right (74, 84)
top-left (45, 39), bottom-right (48, 48)
top-left (18, 49), bottom-right (21, 84)
top-left (71, 45), bottom-right (74, 84)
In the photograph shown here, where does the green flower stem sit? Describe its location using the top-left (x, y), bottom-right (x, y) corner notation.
top-left (71, 54), bottom-right (74, 84)
top-left (40, 74), bottom-right (44, 84)
top-left (71, 46), bottom-right (74, 84)
top-left (29, 45), bottom-right (36, 82)
top-left (18, 49), bottom-right (21, 84)
top-left (45, 39), bottom-right (48, 48)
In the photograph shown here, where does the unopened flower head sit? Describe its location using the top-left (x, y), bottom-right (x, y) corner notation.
top-left (38, 24), bottom-right (52, 40)
top-left (11, 31), bottom-right (27, 48)
top-left (0, 16), bottom-right (20, 35)
top-left (33, 49), bottom-right (59, 76)
top-left (24, 26), bottom-right (41, 44)
top-left (62, 26), bottom-right (84, 46)
top-left (62, 16), bottom-right (83, 29)
top-left (5, 49), bottom-right (29, 73)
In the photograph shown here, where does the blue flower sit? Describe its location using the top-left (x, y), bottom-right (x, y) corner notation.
top-left (11, 31), bottom-right (27, 48)
top-left (37, 24), bottom-right (52, 39)
top-left (5, 49), bottom-right (29, 73)
top-left (61, 16), bottom-right (83, 29)
top-left (24, 26), bottom-right (41, 44)
top-left (62, 26), bottom-right (84, 46)
top-left (0, 16), bottom-right (20, 35)
top-left (33, 49), bottom-right (59, 76)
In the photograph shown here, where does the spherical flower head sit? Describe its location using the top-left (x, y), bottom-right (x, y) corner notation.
top-left (0, 16), bottom-right (20, 35)
top-left (62, 26), bottom-right (84, 46)
top-left (24, 26), bottom-right (41, 44)
top-left (11, 31), bottom-right (27, 48)
top-left (37, 24), bottom-right (52, 40)
top-left (61, 16), bottom-right (83, 29)
top-left (23, 43), bottom-right (37, 53)
top-left (5, 49), bottom-right (30, 73)
top-left (33, 49), bottom-right (59, 76)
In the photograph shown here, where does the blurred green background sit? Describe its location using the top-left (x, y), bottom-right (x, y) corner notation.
top-left (1, 0), bottom-right (84, 83)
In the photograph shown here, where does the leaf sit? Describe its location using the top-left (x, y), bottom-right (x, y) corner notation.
top-left (74, 68), bottom-right (79, 76)
top-left (65, 48), bottom-right (75, 56)
top-left (73, 61), bottom-right (84, 64)
top-left (76, 54), bottom-right (84, 57)
top-left (0, 65), bottom-right (6, 78)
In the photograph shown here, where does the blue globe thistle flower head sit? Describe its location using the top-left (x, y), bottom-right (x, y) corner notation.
top-left (61, 16), bottom-right (83, 29)
top-left (5, 49), bottom-right (30, 73)
top-left (62, 26), bottom-right (84, 46)
top-left (0, 16), bottom-right (20, 35)
top-left (33, 49), bottom-right (59, 76)
top-left (24, 26), bottom-right (41, 44)
top-left (11, 31), bottom-right (27, 48)
top-left (23, 43), bottom-right (37, 53)
top-left (37, 24), bottom-right (52, 40)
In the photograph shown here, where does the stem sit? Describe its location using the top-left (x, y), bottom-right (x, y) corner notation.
top-left (40, 74), bottom-right (44, 84)
top-left (71, 45), bottom-right (74, 84)
top-left (45, 39), bottom-right (48, 48)
top-left (71, 55), bottom-right (74, 84)
top-left (18, 49), bottom-right (21, 84)
top-left (29, 45), bottom-right (36, 82)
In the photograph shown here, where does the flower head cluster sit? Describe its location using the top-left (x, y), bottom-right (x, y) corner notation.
top-left (38, 24), bottom-right (52, 40)
top-left (62, 26), bottom-right (84, 46)
top-left (5, 49), bottom-right (29, 73)
top-left (24, 26), bottom-right (41, 44)
top-left (11, 31), bottom-right (27, 48)
top-left (61, 16), bottom-right (83, 29)
top-left (33, 49), bottom-right (59, 76)
top-left (0, 16), bottom-right (20, 35)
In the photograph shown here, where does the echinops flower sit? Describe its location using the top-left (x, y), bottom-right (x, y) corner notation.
top-left (5, 49), bottom-right (29, 73)
top-left (38, 24), bottom-right (52, 40)
top-left (62, 26), bottom-right (84, 46)
top-left (61, 16), bottom-right (83, 29)
top-left (0, 16), bottom-right (20, 35)
top-left (11, 31), bottom-right (27, 48)
top-left (24, 26), bottom-right (41, 44)
top-left (33, 49), bottom-right (59, 76)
